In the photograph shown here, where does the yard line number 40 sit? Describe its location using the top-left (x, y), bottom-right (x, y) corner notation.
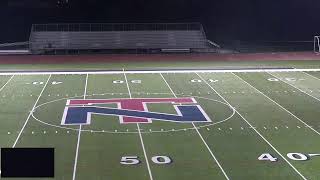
top-left (258, 153), bottom-right (320, 162)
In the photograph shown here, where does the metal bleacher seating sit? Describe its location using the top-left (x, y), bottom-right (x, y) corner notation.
top-left (29, 23), bottom-right (210, 54)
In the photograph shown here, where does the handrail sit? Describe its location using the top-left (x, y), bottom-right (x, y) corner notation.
top-left (0, 41), bottom-right (29, 47)
top-left (32, 23), bottom-right (203, 32)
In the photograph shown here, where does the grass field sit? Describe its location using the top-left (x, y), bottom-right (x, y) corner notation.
top-left (1, 64), bottom-right (320, 179)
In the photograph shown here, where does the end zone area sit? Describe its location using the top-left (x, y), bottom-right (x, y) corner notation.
top-left (1, 68), bottom-right (320, 179)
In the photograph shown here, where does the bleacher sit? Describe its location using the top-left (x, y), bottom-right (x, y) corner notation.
top-left (29, 23), bottom-right (211, 54)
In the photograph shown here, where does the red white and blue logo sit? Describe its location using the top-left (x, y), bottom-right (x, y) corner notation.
top-left (61, 98), bottom-right (211, 125)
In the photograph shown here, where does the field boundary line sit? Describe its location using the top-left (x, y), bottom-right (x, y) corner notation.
top-left (160, 73), bottom-right (230, 180)
top-left (72, 73), bottom-right (88, 180)
top-left (0, 75), bottom-right (14, 92)
top-left (1, 68), bottom-right (320, 75)
top-left (13, 74), bottom-right (51, 147)
top-left (267, 72), bottom-right (320, 102)
top-left (196, 72), bottom-right (307, 180)
top-left (232, 72), bottom-right (320, 136)
top-left (124, 69), bottom-right (153, 180)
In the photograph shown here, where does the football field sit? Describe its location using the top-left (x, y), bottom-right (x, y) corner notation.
top-left (1, 68), bottom-right (320, 179)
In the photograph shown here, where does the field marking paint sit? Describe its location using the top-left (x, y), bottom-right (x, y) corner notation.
top-left (160, 73), bottom-right (176, 97)
top-left (196, 72), bottom-right (307, 180)
top-left (30, 91), bottom-right (235, 134)
top-left (123, 68), bottom-right (132, 99)
top-left (13, 75), bottom-right (51, 147)
top-left (0, 75), bottom-right (14, 92)
top-left (72, 74), bottom-right (88, 180)
top-left (1, 68), bottom-right (320, 75)
top-left (137, 123), bottom-right (153, 180)
top-left (160, 73), bottom-right (230, 180)
top-left (124, 69), bottom-right (153, 180)
top-left (268, 72), bottom-right (320, 102)
top-left (232, 73), bottom-right (320, 136)
top-left (301, 71), bottom-right (320, 81)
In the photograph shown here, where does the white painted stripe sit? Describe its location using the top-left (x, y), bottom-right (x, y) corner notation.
top-left (192, 123), bottom-right (230, 180)
top-left (301, 71), bottom-right (320, 81)
top-left (160, 73), bottom-right (230, 180)
top-left (13, 75), bottom-right (51, 147)
top-left (232, 72), bottom-right (320, 136)
top-left (84, 74), bottom-right (89, 99)
top-left (72, 74), bottom-right (88, 180)
top-left (160, 73), bottom-right (176, 98)
top-left (0, 68), bottom-right (320, 75)
top-left (137, 123), bottom-right (154, 180)
top-left (196, 72), bottom-right (307, 180)
top-left (123, 68), bottom-right (132, 99)
top-left (268, 72), bottom-right (320, 102)
top-left (0, 75), bottom-right (14, 92)
top-left (124, 69), bottom-right (153, 180)
top-left (72, 125), bottom-right (82, 180)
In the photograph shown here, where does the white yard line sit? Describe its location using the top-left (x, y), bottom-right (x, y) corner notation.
top-left (160, 73), bottom-right (230, 180)
top-left (196, 72), bottom-right (307, 180)
top-left (191, 123), bottom-right (230, 180)
top-left (124, 69), bottom-right (153, 180)
top-left (72, 125), bottom-right (82, 180)
top-left (267, 72), bottom-right (320, 102)
top-left (160, 73), bottom-right (176, 97)
top-left (123, 68), bottom-right (132, 98)
top-left (1, 68), bottom-right (320, 75)
top-left (0, 75), bottom-right (14, 92)
top-left (72, 73), bottom-right (88, 180)
top-left (137, 123), bottom-right (154, 180)
top-left (232, 72), bottom-right (320, 136)
top-left (301, 71), bottom-right (320, 81)
top-left (13, 75), bottom-right (51, 147)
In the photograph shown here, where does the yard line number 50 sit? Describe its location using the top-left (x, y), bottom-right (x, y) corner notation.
top-left (120, 156), bottom-right (172, 165)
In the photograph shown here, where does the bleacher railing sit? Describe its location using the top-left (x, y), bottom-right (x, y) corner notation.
top-left (32, 23), bottom-right (203, 32)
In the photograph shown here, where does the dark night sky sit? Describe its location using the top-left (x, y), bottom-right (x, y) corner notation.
top-left (0, 0), bottom-right (319, 43)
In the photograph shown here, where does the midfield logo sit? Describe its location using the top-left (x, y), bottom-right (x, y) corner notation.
top-left (61, 98), bottom-right (211, 125)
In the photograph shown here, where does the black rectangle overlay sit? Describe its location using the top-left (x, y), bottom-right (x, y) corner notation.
top-left (1, 148), bottom-right (54, 178)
